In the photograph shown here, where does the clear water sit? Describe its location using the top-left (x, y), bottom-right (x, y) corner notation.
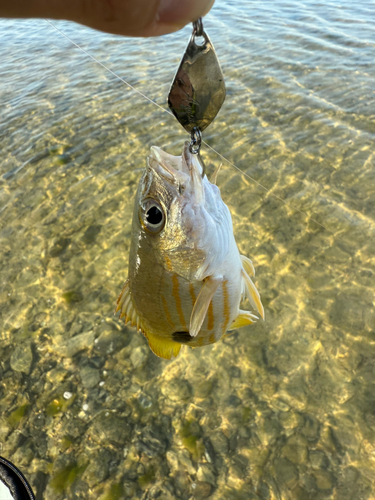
top-left (0, 1), bottom-right (375, 499)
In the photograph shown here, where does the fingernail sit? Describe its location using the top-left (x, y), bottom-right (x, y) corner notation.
top-left (157, 0), bottom-right (215, 25)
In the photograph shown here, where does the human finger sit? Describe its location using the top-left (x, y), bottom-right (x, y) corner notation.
top-left (0, 0), bottom-right (216, 37)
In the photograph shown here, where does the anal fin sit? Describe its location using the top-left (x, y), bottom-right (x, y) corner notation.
top-left (145, 331), bottom-right (181, 360)
top-left (229, 309), bottom-right (259, 330)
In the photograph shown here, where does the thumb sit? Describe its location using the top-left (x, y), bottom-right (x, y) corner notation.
top-left (59, 0), bottom-right (216, 37)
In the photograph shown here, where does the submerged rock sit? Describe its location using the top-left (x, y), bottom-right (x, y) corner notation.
top-left (79, 366), bottom-right (100, 389)
top-left (130, 345), bottom-right (148, 369)
top-left (82, 450), bottom-right (111, 488)
top-left (273, 457), bottom-right (299, 490)
top-left (10, 343), bottom-right (33, 374)
top-left (89, 413), bottom-right (131, 446)
top-left (192, 481), bottom-right (212, 499)
top-left (136, 426), bottom-right (168, 457)
top-left (161, 379), bottom-right (192, 402)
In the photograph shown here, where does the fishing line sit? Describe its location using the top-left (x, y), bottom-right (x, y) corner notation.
top-left (45, 19), bottom-right (329, 233)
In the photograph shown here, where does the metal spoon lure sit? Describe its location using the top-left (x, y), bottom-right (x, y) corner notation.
top-left (168, 17), bottom-right (226, 176)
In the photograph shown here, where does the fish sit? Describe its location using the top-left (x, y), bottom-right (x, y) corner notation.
top-left (115, 142), bottom-right (264, 359)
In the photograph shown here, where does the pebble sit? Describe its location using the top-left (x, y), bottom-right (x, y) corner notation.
top-left (210, 431), bottom-right (229, 455)
top-left (57, 331), bottom-right (96, 358)
top-left (309, 450), bottom-right (329, 470)
top-left (279, 411), bottom-right (305, 430)
top-left (258, 417), bottom-right (281, 446)
top-left (130, 346), bottom-right (148, 369)
top-left (161, 379), bottom-right (191, 402)
top-left (82, 451), bottom-right (110, 488)
top-left (175, 449), bottom-right (196, 475)
top-left (300, 473), bottom-right (317, 493)
top-left (82, 224), bottom-right (102, 245)
top-left (173, 470), bottom-right (191, 493)
top-left (136, 426), bottom-right (167, 457)
top-left (301, 415), bottom-right (320, 441)
top-left (11, 445), bottom-right (34, 466)
top-left (192, 481), bottom-right (212, 499)
top-left (273, 458), bottom-right (299, 489)
top-left (79, 366), bottom-right (100, 389)
top-left (194, 379), bottom-right (213, 399)
top-left (229, 454), bottom-right (249, 478)
top-left (226, 395), bottom-right (242, 408)
top-left (94, 327), bottom-right (127, 356)
top-left (313, 470), bottom-right (334, 490)
top-left (10, 343), bottom-right (33, 374)
top-left (47, 367), bottom-right (68, 385)
top-left (197, 464), bottom-right (217, 487)
top-left (49, 237), bottom-right (70, 257)
top-left (246, 447), bottom-right (270, 467)
top-left (330, 293), bottom-right (366, 333)
top-left (229, 366), bottom-right (241, 378)
top-left (166, 450), bottom-right (179, 472)
top-left (148, 481), bottom-right (175, 500)
top-left (281, 435), bottom-right (308, 465)
top-left (89, 413), bottom-right (131, 446)
top-left (137, 393), bottom-right (153, 409)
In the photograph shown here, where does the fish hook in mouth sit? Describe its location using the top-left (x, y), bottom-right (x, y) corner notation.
top-left (189, 127), bottom-right (206, 179)
top-left (196, 151), bottom-right (206, 179)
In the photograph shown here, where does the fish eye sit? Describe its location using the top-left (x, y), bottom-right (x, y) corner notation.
top-left (140, 199), bottom-right (165, 234)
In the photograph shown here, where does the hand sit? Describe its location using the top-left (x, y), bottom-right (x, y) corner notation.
top-left (0, 0), bottom-right (215, 36)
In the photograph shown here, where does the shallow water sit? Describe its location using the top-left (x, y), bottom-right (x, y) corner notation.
top-left (0, 1), bottom-right (375, 499)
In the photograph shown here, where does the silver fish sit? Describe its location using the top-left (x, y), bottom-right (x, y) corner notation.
top-left (116, 142), bottom-right (264, 359)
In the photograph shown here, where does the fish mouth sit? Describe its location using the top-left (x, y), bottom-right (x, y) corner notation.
top-left (148, 142), bottom-right (203, 185)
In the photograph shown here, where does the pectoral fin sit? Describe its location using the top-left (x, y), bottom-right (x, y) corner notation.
top-left (145, 331), bottom-right (181, 360)
top-left (242, 269), bottom-right (265, 320)
top-left (240, 254), bottom-right (255, 277)
top-left (189, 277), bottom-right (223, 337)
top-left (229, 309), bottom-right (259, 330)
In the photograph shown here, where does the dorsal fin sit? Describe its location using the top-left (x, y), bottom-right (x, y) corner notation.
top-left (116, 280), bottom-right (141, 330)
